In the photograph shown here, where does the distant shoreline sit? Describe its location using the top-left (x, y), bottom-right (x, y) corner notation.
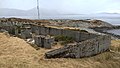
top-left (0, 15), bottom-right (120, 25)
top-left (90, 26), bottom-right (120, 39)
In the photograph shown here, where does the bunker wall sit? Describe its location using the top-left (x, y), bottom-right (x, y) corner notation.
top-left (45, 35), bottom-right (111, 58)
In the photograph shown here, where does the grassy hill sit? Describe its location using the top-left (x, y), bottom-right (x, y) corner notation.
top-left (0, 33), bottom-right (119, 68)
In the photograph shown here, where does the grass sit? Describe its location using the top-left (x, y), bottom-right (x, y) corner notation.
top-left (0, 33), bottom-right (120, 68)
top-left (110, 40), bottom-right (120, 52)
top-left (54, 35), bottom-right (74, 45)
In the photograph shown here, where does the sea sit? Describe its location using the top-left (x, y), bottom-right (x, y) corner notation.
top-left (0, 14), bottom-right (120, 35)
top-left (107, 29), bottom-right (120, 35)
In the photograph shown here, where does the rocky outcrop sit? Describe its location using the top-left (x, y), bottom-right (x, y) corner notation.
top-left (49, 19), bottom-right (113, 28)
top-left (0, 18), bottom-right (113, 28)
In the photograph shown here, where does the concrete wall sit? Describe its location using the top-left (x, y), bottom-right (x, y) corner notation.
top-left (34, 35), bottom-right (55, 49)
top-left (45, 35), bottom-right (111, 58)
top-left (44, 37), bottom-right (55, 49)
top-left (73, 35), bottom-right (111, 58)
top-left (21, 28), bottom-right (32, 39)
top-left (49, 28), bottom-right (62, 36)
top-left (31, 25), bottom-right (98, 42)
top-left (1, 26), bottom-right (15, 34)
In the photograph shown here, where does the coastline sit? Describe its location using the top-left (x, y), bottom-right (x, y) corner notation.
top-left (90, 26), bottom-right (120, 39)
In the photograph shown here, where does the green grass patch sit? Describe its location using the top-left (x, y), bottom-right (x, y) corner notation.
top-left (55, 35), bottom-right (74, 45)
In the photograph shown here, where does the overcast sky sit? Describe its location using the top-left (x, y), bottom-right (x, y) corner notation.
top-left (0, 0), bottom-right (120, 14)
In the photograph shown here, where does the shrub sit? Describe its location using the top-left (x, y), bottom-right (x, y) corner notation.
top-left (54, 35), bottom-right (74, 45)
top-left (10, 28), bottom-right (15, 35)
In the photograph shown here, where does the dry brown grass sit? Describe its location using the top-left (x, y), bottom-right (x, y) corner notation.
top-left (0, 33), bottom-right (120, 68)
top-left (111, 40), bottom-right (120, 52)
top-left (0, 33), bottom-right (40, 68)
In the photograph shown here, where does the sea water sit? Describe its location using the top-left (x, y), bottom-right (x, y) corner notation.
top-left (107, 29), bottom-right (120, 35)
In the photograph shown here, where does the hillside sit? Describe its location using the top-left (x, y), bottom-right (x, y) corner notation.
top-left (0, 33), bottom-right (40, 68)
top-left (0, 8), bottom-right (60, 16)
top-left (0, 8), bottom-right (27, 16)
top-left (0, 33), bottom-right (120, 68)
top-left (0, 18), bottom-right (113, 28)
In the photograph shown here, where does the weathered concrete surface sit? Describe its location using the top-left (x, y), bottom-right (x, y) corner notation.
top-left (21, 28), bottom-right (32, 39)
top-left (31, 24), bottom-right (98, 42)
top-left (34, 35), bottom-right (55, 49)
top-left (45, 35), bottom-right (111, 58)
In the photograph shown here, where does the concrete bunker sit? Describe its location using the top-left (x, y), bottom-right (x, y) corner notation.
top-left (34, 35), bottom-right (55, 49)
top-left (31, 24), bottom-right (111, 58)
top-left (45, 35), bottom-right (111, 58)
top-left (0, 19), bottom-right (111, 58)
